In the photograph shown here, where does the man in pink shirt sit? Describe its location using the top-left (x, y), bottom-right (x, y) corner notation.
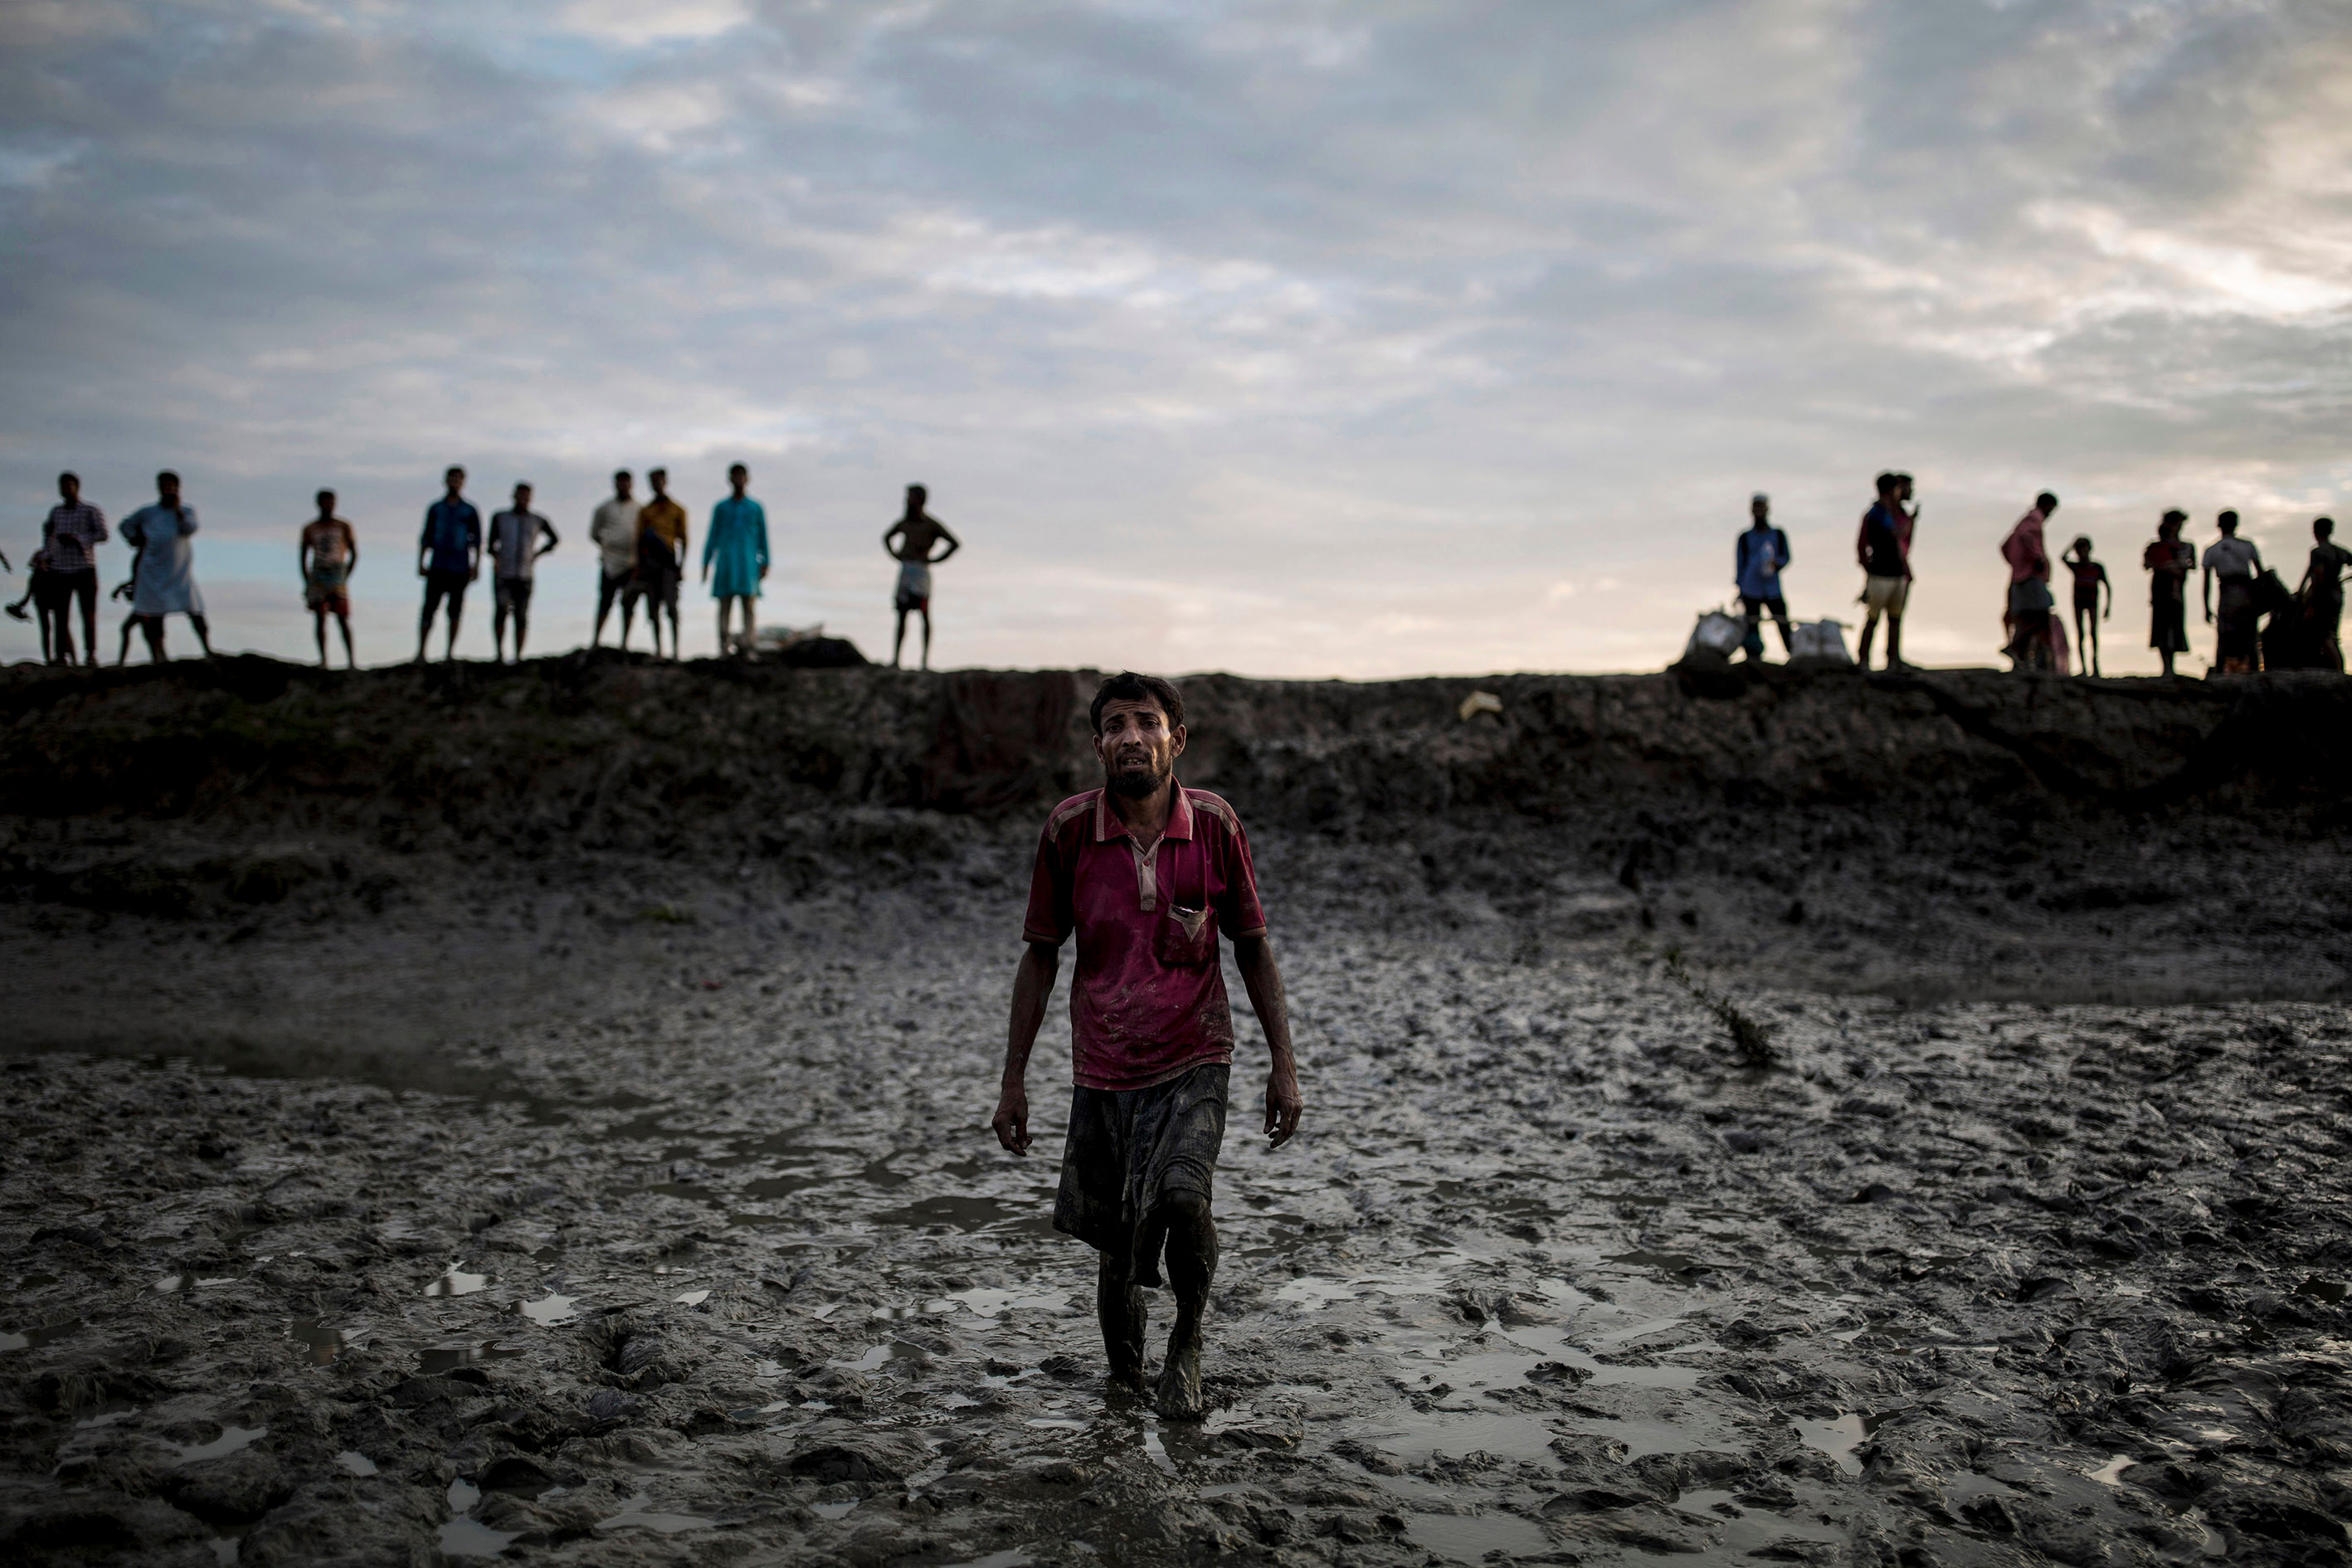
top-left (992, 672), bottom-right (1304, 1419)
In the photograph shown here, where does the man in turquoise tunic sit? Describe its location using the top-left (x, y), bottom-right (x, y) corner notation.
top-left (702, 463), bottom-right (768, 655)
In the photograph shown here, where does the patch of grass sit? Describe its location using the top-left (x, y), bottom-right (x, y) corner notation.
top-left (1663, 947), bottom-right (1779, 1069)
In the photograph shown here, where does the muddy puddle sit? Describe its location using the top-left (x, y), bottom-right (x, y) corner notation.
top-left (7, 886), bottom-right (2352, 1566)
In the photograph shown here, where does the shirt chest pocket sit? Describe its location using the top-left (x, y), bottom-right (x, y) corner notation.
top-left (1152, 850), bottom-right (1218, 968)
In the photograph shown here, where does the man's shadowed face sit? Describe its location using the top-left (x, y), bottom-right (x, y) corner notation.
top-left (1096, 699), bottom-right (1185, 800)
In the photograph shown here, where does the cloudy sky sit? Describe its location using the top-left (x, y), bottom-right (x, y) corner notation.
top-left (2, 0), bottom-right (2346, 675)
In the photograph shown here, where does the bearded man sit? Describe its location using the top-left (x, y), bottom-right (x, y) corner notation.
top-left (991, 671), bottom-right (1304, 1419)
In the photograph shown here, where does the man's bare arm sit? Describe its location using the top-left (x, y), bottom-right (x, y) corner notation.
top-left (1232, 934), bottom-right (1303, 1147)
top-left (932, 523), bottom-right (962, 565)
top-left (993, 941), bottom-right (1060, 1156)
top-left (883, 522), bottom-right (906, 557)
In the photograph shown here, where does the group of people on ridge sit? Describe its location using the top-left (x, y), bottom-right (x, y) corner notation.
top-left (1735, 472), bottom-right (1921, 670)
top-left (10, 468), bottom-right (965, 670)
top-left (1732, 474), bottom-right (2348, 675)
top-left (8, 470), bottom-right (214, 665)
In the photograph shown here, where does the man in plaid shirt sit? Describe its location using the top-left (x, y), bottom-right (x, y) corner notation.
top-left (41, 473), bottom-right (107, 665)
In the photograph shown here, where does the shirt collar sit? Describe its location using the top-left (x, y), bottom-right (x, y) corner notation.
top-left (1094, 779), bottom-right (1191, 843)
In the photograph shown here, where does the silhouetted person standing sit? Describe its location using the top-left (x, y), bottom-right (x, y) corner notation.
top-left (299, 490), bottom-right (359, 669)
top-left (2064, 535), bottom-right (2111, 678)
top-left (884, 484), bottom-right (962, 670)
top-left (1733, 493), bottom-right (1790, 660)
top-left (119, 471), bottom-right (213, 662)
top-left (2001, 492), bottom-right (2057, 672)
top-left (416, 466), bottom-right (480, 661)
top-left (590, 470), bottom-right (640, 650)
top-left (704, 463), bottom-right (767, 654)
top-left (2299, 516), bottom-right (2350, 673)
top-left (1856, 473), bottom-right (1911, 670)
top-left (37, 472), bottom-right (105, 665)
top-left (2143, 510), bottom-right (2194, 678)
top-left (489, 482), bottom-right (558, 663)
top-left (635, 468), bottom-right (688, 660)
top-left (2203, 510), bottom-right (2262, 674)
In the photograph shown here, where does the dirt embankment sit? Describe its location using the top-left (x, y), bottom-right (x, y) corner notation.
top-left (2, 656), bottom-right (2348, 1001)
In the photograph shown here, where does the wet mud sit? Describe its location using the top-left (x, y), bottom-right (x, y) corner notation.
top-left (5, 660), bottom-right (2351, 1566)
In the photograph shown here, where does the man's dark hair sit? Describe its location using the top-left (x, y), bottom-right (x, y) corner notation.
top-left (2219, 509), bottom-right (2239, 530)
top-left (2161, 509), bottom-right (2187, 526)
top-left (728, 462), bottom-right (747, 477)
top-left (2036, 492), bottom-right (2059, 514)
top-left (157, 470), bottom-right (180, 486)
top-left (1090, 672), bottom-right (1184, 734)
top-left (59, 471), bottom-right (78, 486)
top-left (2320, 517), bottom-right (2336, 539)
top-left (1875, 471), bottom-right (1898, 495)
top-left (613, 470), bottom-right (631, 483)
top-left (316, 489), bottom-right (334, 505)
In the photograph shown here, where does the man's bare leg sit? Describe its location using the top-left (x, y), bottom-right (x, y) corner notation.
top-left (920, 606), bottom-right (933, 672)
top-left (315, 611), bottom-right (329, 667)
top-left (336, 613), bottom-right (355, 669)
top-left (442, 604), bottom-right (460, 660)
top-left (1887, 614), bottom-right (1902, 670)
top-left (1857, 611), bottom-right (1880, 670)
top-left (1153, 1193), bottom-right (1216, 1419)
top-left (892, 610), bottom-right (908, 668)
top-left (140, 616), bottom-right (168, 663)
top-left (1097, 1253), bottom-right (1147, 1392)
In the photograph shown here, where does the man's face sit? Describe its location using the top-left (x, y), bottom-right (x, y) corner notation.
top-left (58, 475), bottom-right (78, 504)
top-left (446, 469), bottom-right (465, 495)
top-left (650, 471), bottom-right (668, 498)
top-left (318, 491), bottom-right (336, 516)
top-left (158, 475), bottom-right (180, 502)
top-left (1899, 478), bottom-right (1915, 501)
top-left (1095, 699), bottom-right (1186, 801)
top-left (1751, 499), bottom-right (1767, 525)
top-left (729, 467), bottom-right (748, 493)
top-left (615, 474), bottom-right (633, 500)
top-left (514, 485), bottom-right (533, 509)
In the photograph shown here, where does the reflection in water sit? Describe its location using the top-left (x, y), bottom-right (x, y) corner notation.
top-left (1405, 1510), bottom-right (1552, 1563)
top-left (424, 1262), bottom-right (489, 1298)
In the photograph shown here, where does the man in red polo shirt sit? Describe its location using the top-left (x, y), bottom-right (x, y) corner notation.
top-left (992, 671), bottom-right (1304, 1419)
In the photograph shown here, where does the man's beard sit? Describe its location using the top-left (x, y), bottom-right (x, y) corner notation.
top-left (1105, 755), bottom-right (1171, 799)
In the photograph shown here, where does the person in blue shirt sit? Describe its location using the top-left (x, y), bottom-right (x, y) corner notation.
top-left (416, 465), bottom-right (481, 662)
top-left (1735, 493), bottom-right (1792, 659)
top-left (703, 463), bottom-right (769, 655)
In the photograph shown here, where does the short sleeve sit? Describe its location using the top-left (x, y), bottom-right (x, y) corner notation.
top-left (1021, 823), bottom-right (1074, 946)
top-left (1215, 817), bottom-right (1268, 939)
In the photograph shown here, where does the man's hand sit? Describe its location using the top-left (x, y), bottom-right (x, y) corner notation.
top-left (992, 1081), bottom-right (1031, 1156)
top-left (1264, 1070), bottom-right (1303, 1148)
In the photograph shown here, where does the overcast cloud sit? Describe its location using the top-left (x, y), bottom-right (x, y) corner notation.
top-left (2, 0), bottom-right (2347, 674)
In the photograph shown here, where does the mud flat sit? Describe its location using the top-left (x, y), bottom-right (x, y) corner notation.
top-left (3, 656), bottom-right (2350, 1566)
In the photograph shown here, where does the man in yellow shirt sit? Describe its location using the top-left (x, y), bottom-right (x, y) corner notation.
top-left (633, 467), bottom-right (689, 660)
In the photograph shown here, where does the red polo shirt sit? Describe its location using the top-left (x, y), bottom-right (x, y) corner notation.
top-left (1022, 783), bottom-right (1269, 1092)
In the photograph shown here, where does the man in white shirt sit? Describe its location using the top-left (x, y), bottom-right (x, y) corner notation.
top-left (2202, 509), bottom-right (2264, 674)
top-left (489, 482), bottom-right (559, 663)
top-left (590, 470), bottom-right (641, 650)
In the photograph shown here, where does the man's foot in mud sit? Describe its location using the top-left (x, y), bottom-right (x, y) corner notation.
top-left (1152, 1337), bottom-right (1205, 1419)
